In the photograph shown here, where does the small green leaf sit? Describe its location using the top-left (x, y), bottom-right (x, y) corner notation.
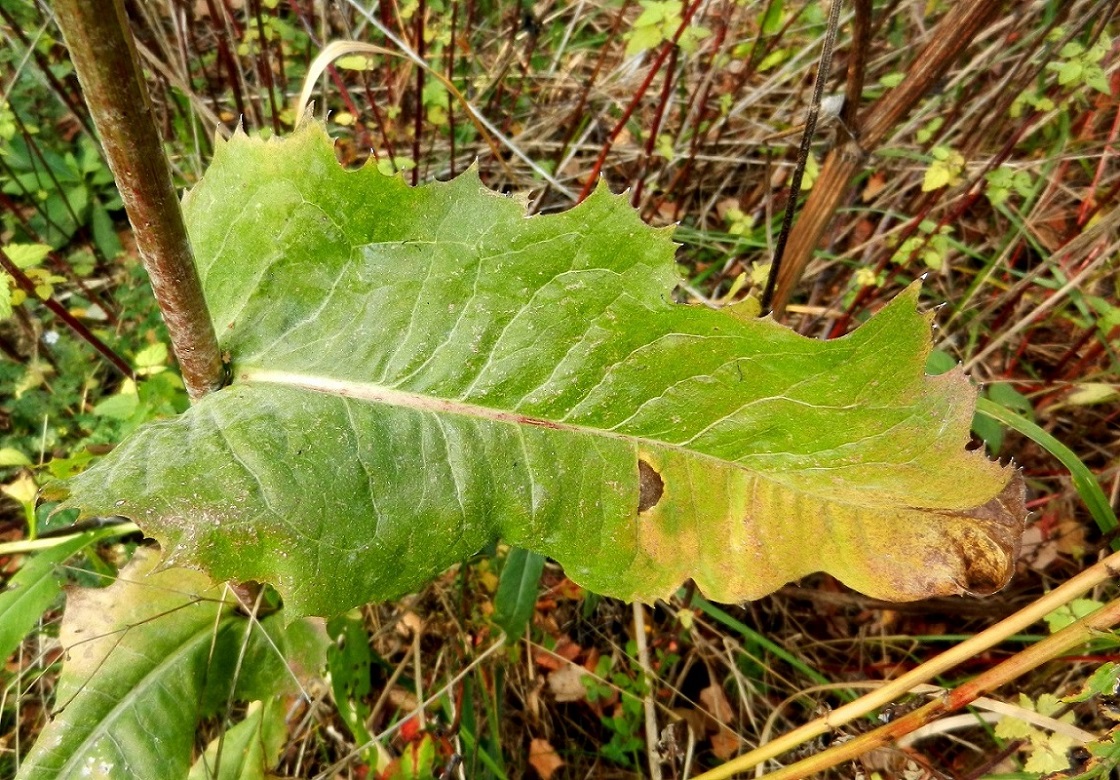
top-left (90, 201), bottom-right (123, 260)
top-left (995, 693), bottom-right (1078, 774)
top-left (760, 0), bottom-right (783, 34)
top-left (988, 382), bottom-right (1034, 420)
top-left (335, 54), bottom-right (374, 71)
top-left (678, 24), bottom-right (710, 54)
top-left (3, 243), bottom-right (51, 269)
top-left (925, 350), bottom-right (958, 376)
top-left (187, 700), bottom-right (286, 780)
top-left (325, 612), bottom-right (376, 750)
top-left (1057, 60), bottom-right (1083, 85)
top-left (625, 24), bottom-right (665, 56)
top-left (852, 267), bottom-right (880, 288)
top-left (922, 163), bottom-right (952, 191)
top-left (134, 342), bottom-right (169, 375)
top-left (0, 272), bottom-right (12, 319)
top-left (93, 391), bottom-right (139, 420)
top-left (922, 147), bottom-right (965, 192)
top-left (1058, 41), bottom-right (1086, 59)
top-left (1045, 597), bottom-right (1104, 633)
top-left (971, 404), bottom-right (1004, 456)
top-left (494, 547), bottom-right (546, 637)
top-left (1062, 661), bottom-right (1120, 703)
top-left (879, 72), bottom-right (904, 88)
top-left (915, 117), bottom-right (944, 144)
top-left (0, 534), bottom-right (95, 660)
top-left (757, 48), bottom-right (790, 72)
top-left (800, 153), bottom-right (820, 190)
top-left (45, 448), bottom-right (96, 480)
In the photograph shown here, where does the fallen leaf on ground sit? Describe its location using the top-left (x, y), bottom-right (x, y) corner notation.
top-left (528, 738), bottom-right (564, 779)
top-left (710, 727), bottom-right (742, 760)
top-left (547, 664), bottom-right (590, 703)
top-left (699, 683), bottom-right (735, 727)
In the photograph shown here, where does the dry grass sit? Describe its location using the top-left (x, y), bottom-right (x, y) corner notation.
top-left (2, 0), bottom-right (1120, 778)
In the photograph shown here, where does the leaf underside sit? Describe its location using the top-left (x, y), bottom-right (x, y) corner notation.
top-left (15, 549), bottom-right (320, 780)
top-left (55, 122), bottom-right (1025, 617)
top-left (16, 549), bottom-right (234, 780)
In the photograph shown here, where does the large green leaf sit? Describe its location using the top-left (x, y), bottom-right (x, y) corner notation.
top-left (54, 122), bottom-right (1025, 617)
top-left (15, 549), bottom-right (235, 780)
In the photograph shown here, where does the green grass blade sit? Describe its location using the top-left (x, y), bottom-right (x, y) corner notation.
top-left (493, 547), bottom-right (545, 638)
top-left (975, 396), bottom-right (1118, 541)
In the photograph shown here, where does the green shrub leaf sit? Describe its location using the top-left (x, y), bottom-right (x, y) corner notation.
top-left (52, 122), bottom-right (1025, 617)
top-left (494, 547), bottom-right (547, 637)
top-left (0, 534), bottom-right (94, 661)
top-left (14, 548), bottom-right (317, 780)
top-left (15, 549), bottom-right (239, 780)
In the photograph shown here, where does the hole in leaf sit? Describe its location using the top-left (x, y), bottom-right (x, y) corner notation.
top-left (637, 459), bottom-right (664, 513)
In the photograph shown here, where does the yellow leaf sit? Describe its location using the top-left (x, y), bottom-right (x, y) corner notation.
top-left (2, 471), bottom-right (38, 506)
top-left (922, 162), bottom-right (952, 191)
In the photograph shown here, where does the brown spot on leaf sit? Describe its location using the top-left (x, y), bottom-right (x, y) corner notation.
top-left (638, 459), bottom-right (664, 513)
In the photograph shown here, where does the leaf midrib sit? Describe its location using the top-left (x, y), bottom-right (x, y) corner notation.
top-left (240, 367), bottom-right (722, 462)
top-left (239, 368), bottom-right (966, 512)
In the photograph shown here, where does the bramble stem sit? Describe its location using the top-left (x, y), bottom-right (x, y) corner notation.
top-left (53, 0), bottom-right (224, 401)
top-left (0, 248), bottom-right (135, 381)
top-left (768, 0), bottom-right (1004, 316)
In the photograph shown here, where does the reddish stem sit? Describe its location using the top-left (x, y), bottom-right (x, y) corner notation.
top-left (53, 0), bottom-right (224, 400)
top-left (0, 247), bottom-right (135, 381)
top-left (576, 0), bottom-right (706, 203)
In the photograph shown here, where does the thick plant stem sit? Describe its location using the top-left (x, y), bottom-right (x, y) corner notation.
top-left (53, 0), bottom-right (224, 401)
top-left (769, 0), bottom-right (1006, 316)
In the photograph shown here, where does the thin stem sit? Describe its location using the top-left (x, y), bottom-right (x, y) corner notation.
top-left (769, 0), bottom-right (1005, 316)
top-left (0, 247), bottom-right (135, 381)
top-left (52, 0), bottom-right (225, 401)
top-left (412, 0), bottom-right (426, 185)
top-left (760, 0), bottom-right (845, 313)
top-left (841, 0), bottom-right (872, 132)
top-left (633, 603), bottom-right (663, 780)
top-left (575, 0), bottom-right (705, 204)
top-left (754, 594), bottom-right (1120, 779)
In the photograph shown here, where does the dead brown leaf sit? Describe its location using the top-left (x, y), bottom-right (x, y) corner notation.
top-left (528, 738), bottom-right (565, 779)
top-left (710, 727), bottom-right (742, 760)
top-left (862, 172), bottom-right (886, 201)
top-left (699, 683), bottom-right (734, 727)
top-left (547, 664), bottom-right (590, 703)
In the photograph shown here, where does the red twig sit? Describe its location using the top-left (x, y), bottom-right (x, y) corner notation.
top-left (576, 0), bottom-right (706, 203)
top-left (0, 247), bottom-right (135, 381)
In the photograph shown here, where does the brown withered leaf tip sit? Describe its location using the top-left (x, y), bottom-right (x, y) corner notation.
top-left (943, 470), bottom-right (1027, 596)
